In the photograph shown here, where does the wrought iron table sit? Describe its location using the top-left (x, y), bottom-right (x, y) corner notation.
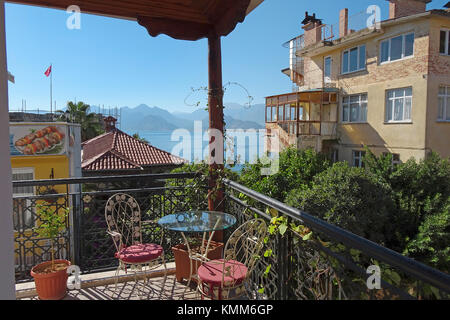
top-left (158, 211), bottom-right (236, 297)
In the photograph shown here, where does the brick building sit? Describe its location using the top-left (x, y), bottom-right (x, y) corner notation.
top-left (266, 0), bottom-right (450, 166)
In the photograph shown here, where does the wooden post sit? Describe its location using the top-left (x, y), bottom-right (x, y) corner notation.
top-left (207, 33), bottom-right (224, 242)
top-left (0, 0), bottom-right (17, 300)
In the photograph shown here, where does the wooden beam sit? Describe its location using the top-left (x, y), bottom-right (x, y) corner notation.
top-left (8, 0), bottom-right (209, 23)
top-left (207, 0), bottom-right (251, 37)
top-left (137, 0), bottom-right (252, 40)
top-left (9, 0), bottom-right (256, 41)
top-left (137, 16), bottom-right (213, 41)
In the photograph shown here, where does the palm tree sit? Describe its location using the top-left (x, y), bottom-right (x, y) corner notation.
top-left (56, 101), bottom-right (104, 142)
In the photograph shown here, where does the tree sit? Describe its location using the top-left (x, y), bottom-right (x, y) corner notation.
top-left (56, 101), bottom-right (104, 142)
top-left (403, 199), bottom-right (450, 272)
top-left (132, 133), bottom-right (149, 144)
top-left (363, 150), bottom-right (450, 252)
top-left (285, 162), bottom-right (396, 246)
top-left (239, 147), bottom-right (331, 202)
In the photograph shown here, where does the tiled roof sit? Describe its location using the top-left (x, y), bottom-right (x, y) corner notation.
top-left (82, 129), bottom-right (185, 171)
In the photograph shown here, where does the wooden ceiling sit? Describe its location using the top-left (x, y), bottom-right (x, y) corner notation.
top-left (7, 0), bottom-right (264, 40)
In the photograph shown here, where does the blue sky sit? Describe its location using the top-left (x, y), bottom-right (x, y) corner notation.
top-left (5, 0), bottom-right (448, 113)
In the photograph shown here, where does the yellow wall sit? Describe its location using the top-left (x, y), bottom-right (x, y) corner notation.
top-left (425, 16), bottom-right (450, 159)
top-left (296, 15), bottom-right (450, 164)
top-left (11, 155), bottom-right (69, 178)
top-left (11, 155), bottom-right (70, 267)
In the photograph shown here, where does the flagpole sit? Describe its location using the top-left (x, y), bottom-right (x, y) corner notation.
top-left (50, 63), bottom-right (52, 114)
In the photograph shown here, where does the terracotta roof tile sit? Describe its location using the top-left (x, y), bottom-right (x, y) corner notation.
top-left (82, 129), bottom-right (185, 171)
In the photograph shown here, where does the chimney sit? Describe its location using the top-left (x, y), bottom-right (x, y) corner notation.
top-left (302, 12), bottom-right (323, 46)
top-left (104, 116), bottom-right (117, 132)
top-left (339, 8), bottom-right (349, 38)
top-left (387, 0), bottom-right (431, 19)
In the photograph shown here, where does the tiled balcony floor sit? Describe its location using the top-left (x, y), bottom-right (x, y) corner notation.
top-left (16, 263), bottom-right (199, 300)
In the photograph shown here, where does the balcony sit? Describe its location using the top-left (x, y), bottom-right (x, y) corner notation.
top-left (12, 173), bottom-right (450, 300)
top-left (282, 35), bottom-right (305, 87)
top-left (265, 89), bottom-right (338, 152)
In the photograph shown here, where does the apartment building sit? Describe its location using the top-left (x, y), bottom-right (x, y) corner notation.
top-left (265, 0), bottom-right (450, 166)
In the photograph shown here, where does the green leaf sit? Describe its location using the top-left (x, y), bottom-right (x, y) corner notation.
top-left (302, 232), bottom-right (313, 241)
top-left (264, 249), bottom-right (273, 257)
top-left (264, 265), bottom-right (271, 276)
top-left (279, 223), bottom-right (288, 236)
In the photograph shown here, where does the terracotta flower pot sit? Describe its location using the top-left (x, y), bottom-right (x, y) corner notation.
top-left (172, 240), bottom-right (224, 283)
top-left (31, 259), bottom-right (71, 300)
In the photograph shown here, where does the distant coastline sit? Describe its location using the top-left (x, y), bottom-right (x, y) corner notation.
top-left (114, 103), bottom-right (266, 133)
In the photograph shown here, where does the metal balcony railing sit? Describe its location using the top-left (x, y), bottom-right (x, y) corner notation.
top-left (12, 173), bottom-right (450, 299)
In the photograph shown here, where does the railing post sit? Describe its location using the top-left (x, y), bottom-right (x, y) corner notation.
top-left (71, 183), bottom-right (82, 267)
top-left (275, 233), bottom-right (289, 300)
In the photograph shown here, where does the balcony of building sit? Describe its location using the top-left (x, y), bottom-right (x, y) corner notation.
top-left (265, 89), bottom-right (339, 152)
top-left (11, 173), bottom-right (450, 300)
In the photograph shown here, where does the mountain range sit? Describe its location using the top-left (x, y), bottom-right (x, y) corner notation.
top-left (118, 102), bottom-right (265, 132)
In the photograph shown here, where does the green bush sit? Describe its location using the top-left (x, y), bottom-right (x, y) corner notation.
top-left (239, 147), bottom-right (331, 202)
top-left (285, 162), bottom-right (396, 245)
top-left (403, 199), bottom-right (450, 272)
top-left (364, 150), bottom-right (450, 253)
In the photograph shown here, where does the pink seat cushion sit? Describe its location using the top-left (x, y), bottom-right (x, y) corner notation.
top-left (115, 243), bottom-right (163, 264)
top-left (197, 259), bottom-right (248, 286)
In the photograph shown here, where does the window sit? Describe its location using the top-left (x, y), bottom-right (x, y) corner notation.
top-left (438, 86), bottom-right (450, 121)
top-left (284, 104), bottom-right (291, 120)
top-left (290, 104), bottom-right (297, 121)
top-left (12, 168), bottom-right (35, 231)
top-left (324, 56), bottom-right (332, 82)
top-left (352, 150), bottom-right (366, 168)
top-left (330, 149), bottom-right (339, 163)
top-left (386, 87), bottom-right (413, 122)
top-left (266, 106), bottom-right (277, 122)
top-left (380, 33), bottom-right (414, 63)
top-left (278, 106), bottom-right (284, 121)
top-left (342, 45), bottom-right (366, 74)
top-left (342, 93), bottom-right (368, 123)
top-left (440, 29), bottom-right (450, 56)
top-left (383, 152), bottom-right (401, 167)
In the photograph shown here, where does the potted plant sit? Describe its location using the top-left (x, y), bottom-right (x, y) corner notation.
top-left (172, 237), bottom-right (224, 283)
top-left (30, 203), bottom-right (71, 300)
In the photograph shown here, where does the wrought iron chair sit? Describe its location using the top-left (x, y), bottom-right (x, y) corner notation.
top-left (196, 218), bottom-right (268, 300)
top-left (105, 193), bottom-right (167, 296)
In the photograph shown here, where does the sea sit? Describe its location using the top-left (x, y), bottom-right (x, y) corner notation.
top-left (126, 130), bottom-right (267, 173)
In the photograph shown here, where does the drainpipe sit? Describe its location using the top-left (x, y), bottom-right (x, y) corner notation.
top-left (0, 0), bottom-right (17, 300)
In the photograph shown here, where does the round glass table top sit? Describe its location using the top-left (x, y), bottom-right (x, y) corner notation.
top-left (157, 211), bottom-right (237, 233)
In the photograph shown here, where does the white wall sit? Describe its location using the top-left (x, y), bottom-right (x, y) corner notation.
top-left (0, 0), bottom-right (17, 300)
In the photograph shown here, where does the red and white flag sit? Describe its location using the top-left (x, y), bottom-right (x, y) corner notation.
top-left (44, 65), bottom-right (52, 77)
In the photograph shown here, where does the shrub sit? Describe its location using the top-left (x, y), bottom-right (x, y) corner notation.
top-left (285, 162), bottom-right (396, 245)
top-left (403, 199), bottom-right (450, 272)
top-left (364, 150), bottom-right (450, 252)
top-left (239, 147), bottom-right (331, 202)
